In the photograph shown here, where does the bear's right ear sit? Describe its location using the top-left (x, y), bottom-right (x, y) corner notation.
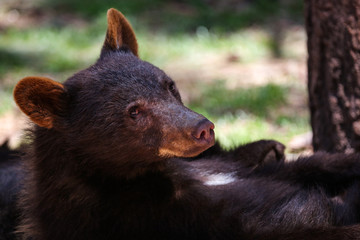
top-left (14, 76), bottom-right (67, 129)
top-left (102, 8), bottom-right (138, 57)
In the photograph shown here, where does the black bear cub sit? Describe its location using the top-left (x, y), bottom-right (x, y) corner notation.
top-left (11, 8), bottom-right (360, 240)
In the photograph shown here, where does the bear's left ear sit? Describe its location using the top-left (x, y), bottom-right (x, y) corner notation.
top-left (102, 8), bottom-right (138, 57)
top-left (13, 76), bottom-right (68, 129)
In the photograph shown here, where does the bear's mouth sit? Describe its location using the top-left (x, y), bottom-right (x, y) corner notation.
top-left (158, 130), bottom-right (215, 158)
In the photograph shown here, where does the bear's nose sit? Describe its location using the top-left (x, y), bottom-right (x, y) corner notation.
top-left (192, 119), bottom-right (215, 144)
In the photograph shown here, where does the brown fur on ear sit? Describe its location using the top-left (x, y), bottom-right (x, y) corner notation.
top-left (14, 76), bottom-right (66, 129)
top-left (103, 8), bottom-right (138, 56)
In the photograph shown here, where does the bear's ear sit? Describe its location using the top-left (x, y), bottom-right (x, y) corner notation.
top-left (102, 8), bottom-right (138, 57)
top-left (14, 76), bottom-right (67, 129)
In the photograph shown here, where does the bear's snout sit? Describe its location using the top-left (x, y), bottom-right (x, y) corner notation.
top-left (192, 119), bottom-right (215, 145)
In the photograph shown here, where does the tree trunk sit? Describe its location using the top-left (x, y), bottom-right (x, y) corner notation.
top-left (306, 0), bottom-right (360, 153)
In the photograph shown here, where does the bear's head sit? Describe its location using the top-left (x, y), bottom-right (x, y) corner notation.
top-left (13, 9), bottom-right (215, 174)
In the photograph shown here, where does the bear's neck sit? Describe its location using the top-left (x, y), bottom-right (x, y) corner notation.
top-left (30, 127), bottom-right (167, 182)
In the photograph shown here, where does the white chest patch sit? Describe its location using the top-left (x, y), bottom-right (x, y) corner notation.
top-left (203, 173), bottom-right (236, 186)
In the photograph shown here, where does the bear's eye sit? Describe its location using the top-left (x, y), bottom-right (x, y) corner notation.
top-left (168, 82), bottom-right (176, 93)
top-left (168, 82), bottom-right (176, 92)
top-left (167, 81), bottom-right (181, 101)
top-left (129, 106), bottom-right (140, 119)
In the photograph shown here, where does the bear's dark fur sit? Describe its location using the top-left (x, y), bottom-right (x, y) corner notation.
top-left (9, 8), bottom-right (360, 240)
top-left (0, 141), bottom-right (22, 239)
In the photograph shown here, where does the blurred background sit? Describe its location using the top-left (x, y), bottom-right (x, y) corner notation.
top-left (0, 0), bottom-right (309, 153)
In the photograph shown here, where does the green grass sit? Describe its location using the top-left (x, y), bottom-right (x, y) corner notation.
top-left (189, 81), bottom-right (287, 118)
top-left (0, 27), bottom-right (99, 75)
top-left (138, 29), bottom-right (273, 65)
top-left (213, 114), bottom-right (309, 150)
top-left (0, 22), bottom-right (276, 82)
top-left (0, 88), bottom-right (14, 116)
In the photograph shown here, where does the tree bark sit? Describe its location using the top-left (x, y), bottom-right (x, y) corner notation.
top-left (306, 0), bottom-right (360, 153)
